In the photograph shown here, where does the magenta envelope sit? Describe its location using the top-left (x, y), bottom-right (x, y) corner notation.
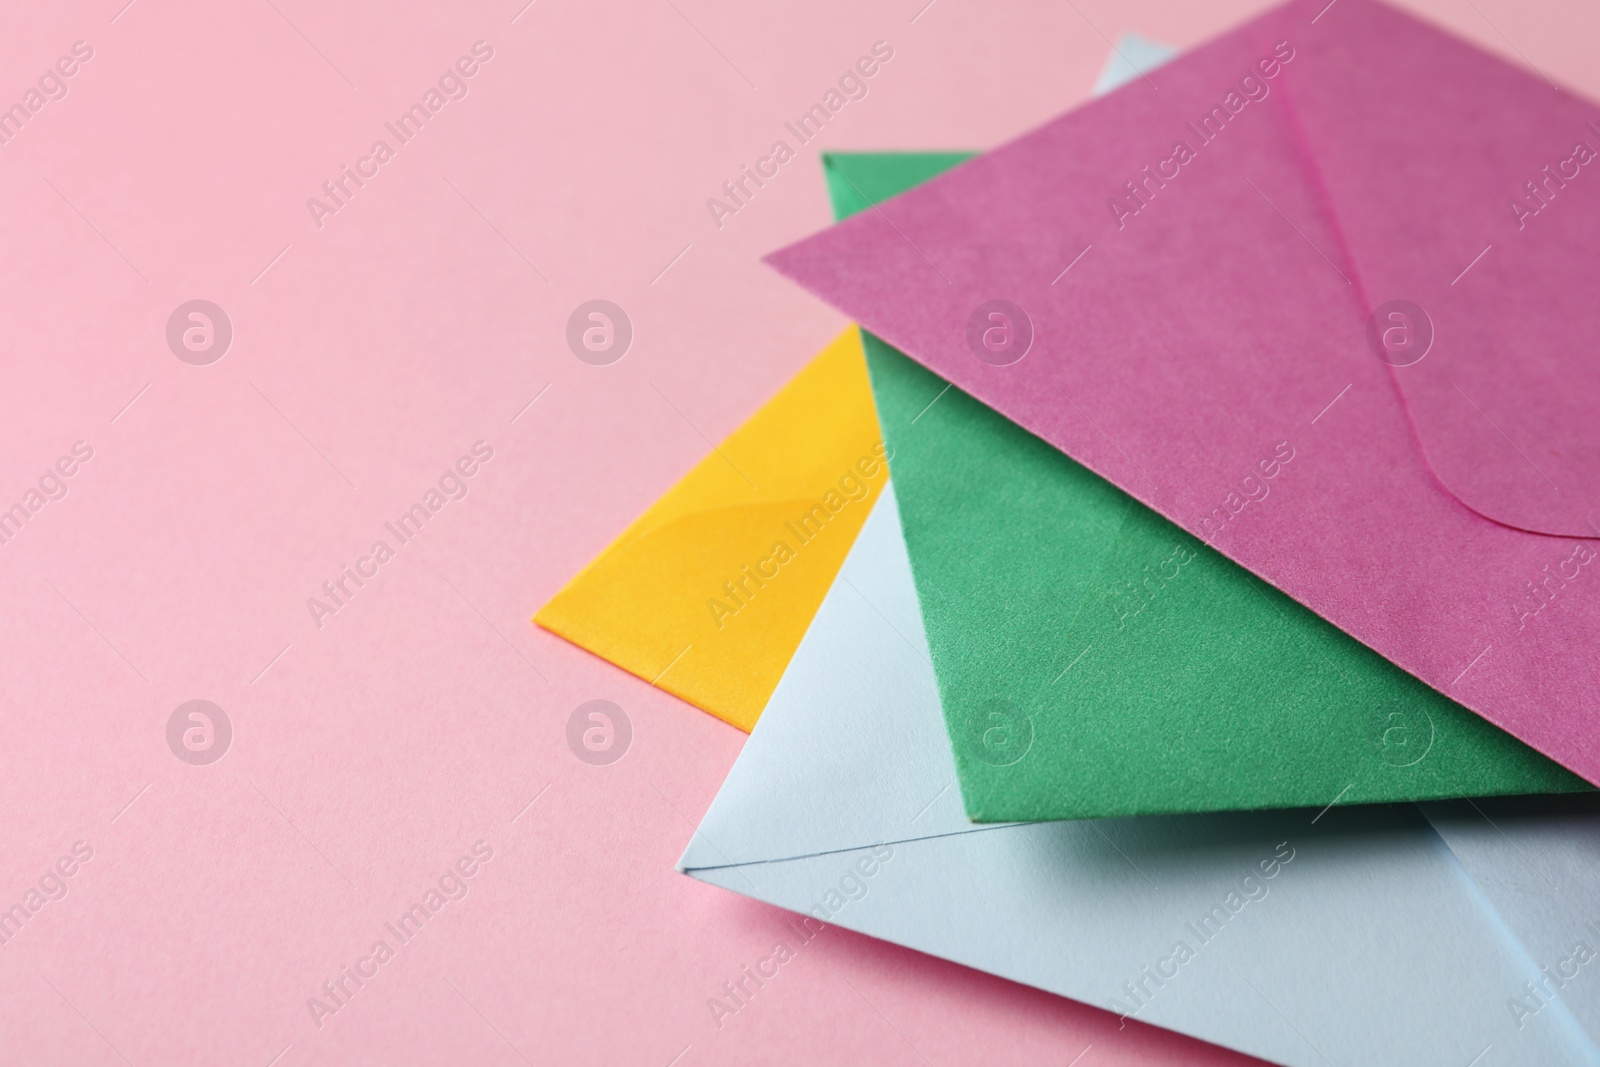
top-left (768, 0), bottom-right (1600, 785)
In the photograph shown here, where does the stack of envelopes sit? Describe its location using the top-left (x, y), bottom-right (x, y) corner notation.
top-left (538, 3), bottom-right (1600, 1063)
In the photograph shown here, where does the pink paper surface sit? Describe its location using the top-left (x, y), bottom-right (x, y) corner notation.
top-left (767, 0), bottom-right (1600, 786)
top-left (0, 1), bottom-right (1283, 1064)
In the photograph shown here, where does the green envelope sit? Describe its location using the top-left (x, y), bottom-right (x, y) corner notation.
top-left (823, 151), bottom-right (1588, 821)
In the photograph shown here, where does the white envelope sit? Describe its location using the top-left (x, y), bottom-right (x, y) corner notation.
top-left (679, 485), bottom-right (1600, 1067)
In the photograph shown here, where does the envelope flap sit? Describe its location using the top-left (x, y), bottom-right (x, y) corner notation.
top-left (1288, 0), bottom-right (1600, 536)
top-left (535, 327), bottom-right (888, 730)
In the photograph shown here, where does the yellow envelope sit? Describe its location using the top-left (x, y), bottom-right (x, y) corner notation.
top-left (535, 328), bottom-right (889, 731)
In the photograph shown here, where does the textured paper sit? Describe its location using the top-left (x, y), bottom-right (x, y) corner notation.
top-left (768, 0), bottom-right (1600, 785)
top-left (827, 147), bottom-right (1584, 820)
top-left (536, 328), bottom-right (888, 731)
top-left (682, 487), bottom-right (1600, 1067)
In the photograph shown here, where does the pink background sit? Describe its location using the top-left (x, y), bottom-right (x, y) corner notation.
top-left (0, 0), bottom-right (1592, 1063)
